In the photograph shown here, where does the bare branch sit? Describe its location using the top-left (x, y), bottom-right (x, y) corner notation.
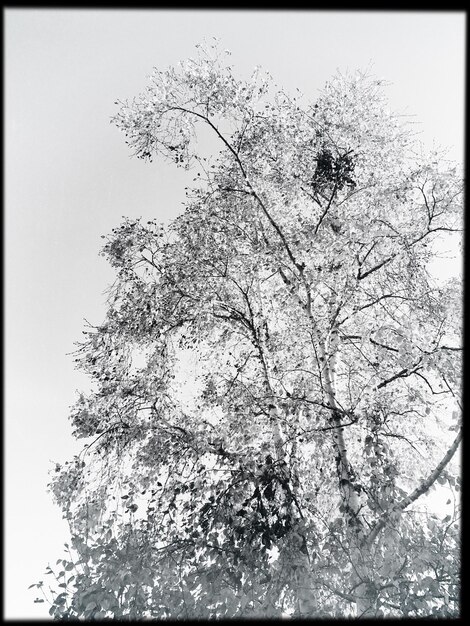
top-left (314, 183), bottom-right (338, 234)
top-left (358, 254), bottom-right (396, 280)
top-left (369, 337), bottom-right (399, 353)
top-left (376, 363), bottom-right (422, 390)
top-left (366, 427), bottom-right (462, 545)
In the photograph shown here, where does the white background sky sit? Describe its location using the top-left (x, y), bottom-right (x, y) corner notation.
top-left (5, 9), bottom-right (465, 619)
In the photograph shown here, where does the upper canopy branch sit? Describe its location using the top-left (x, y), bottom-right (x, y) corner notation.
top-left (166, 105), bottom-right (305, 276)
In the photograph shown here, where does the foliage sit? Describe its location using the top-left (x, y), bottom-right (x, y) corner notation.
top-left (35, 43), bottom-right (462, 619)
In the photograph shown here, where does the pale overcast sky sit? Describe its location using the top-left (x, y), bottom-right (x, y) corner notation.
top-left (5, 9), bottom-right (465, 619)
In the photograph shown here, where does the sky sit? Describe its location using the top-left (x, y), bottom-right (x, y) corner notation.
top-left (4, 8), bottom-right (465, 619)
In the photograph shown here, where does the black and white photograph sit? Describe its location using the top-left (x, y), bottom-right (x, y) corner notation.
top-left (5, 8), bottom-right (463, 619)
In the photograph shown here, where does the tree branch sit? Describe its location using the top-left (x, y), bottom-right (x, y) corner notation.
top-left (314, 183), bottom-right (338, 234)
top-left (358, 254), bottom-right (396, 280)
top-left (170, 105), bottom-right (305, 275)
top-left (366, 426), bottom-right (462, 545)
top-left (376, 360), bottom-right (423, 390)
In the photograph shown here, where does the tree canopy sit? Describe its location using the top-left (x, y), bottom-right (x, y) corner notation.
top-left (35, 44), bottom-right (462, 619)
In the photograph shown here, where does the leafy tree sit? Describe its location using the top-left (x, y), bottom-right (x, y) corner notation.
top-left (35, 43), bottom-right (462, 619)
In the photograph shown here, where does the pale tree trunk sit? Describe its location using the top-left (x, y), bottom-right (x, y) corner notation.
top-left (308, 303), bottom-right (361, 523)
top-left (306, 291), bottom-right (373, 617)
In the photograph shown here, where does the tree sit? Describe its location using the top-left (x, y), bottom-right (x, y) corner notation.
top-left (35, 43), bottom-right (462, 619)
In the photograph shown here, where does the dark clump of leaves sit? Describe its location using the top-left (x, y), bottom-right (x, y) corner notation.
top-left (199, 459), bottom-right (300, 556)
top-left (311, 147), bottom-right (356, 192)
